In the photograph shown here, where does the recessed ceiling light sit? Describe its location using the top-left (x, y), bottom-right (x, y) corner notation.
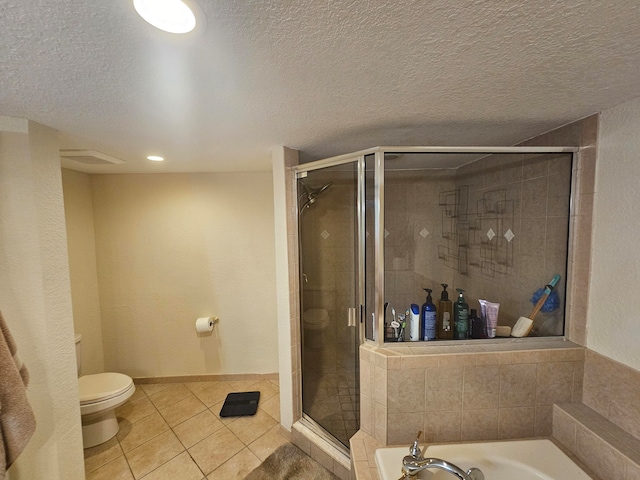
top-left (147, 155), bottom-right (164, 161)
top-left (133, 0), bottom-right (197, 34)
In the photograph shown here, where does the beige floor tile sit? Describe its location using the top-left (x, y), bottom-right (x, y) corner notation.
top-left (185, 381), bottom-right (234, 407)
top-left (188, 426), bottom-right (245, 475)
top-left (140, 383), bottom-right (173, 397)
top-left (86, 455), bottom-right (134, 480)
top-left (118, 412), bottom-right (170, 453)
top-left (207, 447), bottom-right (261, 480)
top-left (129, 386), bottom-right (149, 402)
top-left (173, 409), bottom-right (224, 449)
top-left (140, 451), bottom-right (204, 480)
top-left (227, 380), bottom-right (258, 391)
top-left (148, 384), bottom-right (191, 410)
top-left (84, 436), bottom-right (124, 473)
top-left (227, 409), bottom-right (277, 445)
top-left (248, 380), bottom-right (279, 401)
top-left (247, 425), bottom-right (291, 461)
top-left (260, 394), bottom-right (280, 422)
top-left (159, 394), bottom-right (206, 427)
top-left (116, 397), bottom-right (157, 425)
top-left (125, 430), bottom-right (185, 479)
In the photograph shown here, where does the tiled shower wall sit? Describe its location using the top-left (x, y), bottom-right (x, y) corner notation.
top-left (582, 349), bottom-right (640, 441)
top-left (360, 342), bottom-right (585, 445)
top-left (383, 113), bottom-right (597, 337)
top-left (551, 350), bottom-right (640, 480)
top-left (452, 152), bottom-right (572, 331)
top-left (384, 170), bottom-right (456, 312)
top-left (284, 148), bottom-right (302, 423)
top-left (518, 115), bottom-right (598, 345)
top-left (300, 171), bottom-right (357, 346)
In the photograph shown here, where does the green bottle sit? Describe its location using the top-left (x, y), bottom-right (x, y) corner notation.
top-left (454, 288), bottom-right (469, 340)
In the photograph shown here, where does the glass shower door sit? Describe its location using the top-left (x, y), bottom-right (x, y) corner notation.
top-left (298, 161), bottom-right (360, 448)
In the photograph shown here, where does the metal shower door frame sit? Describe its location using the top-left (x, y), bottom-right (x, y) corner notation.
top-left (295, 154), bottom-right (366, 448)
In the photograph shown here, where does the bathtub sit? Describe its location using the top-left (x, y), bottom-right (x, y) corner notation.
top-left (375, 438), bottom-right (593, 480)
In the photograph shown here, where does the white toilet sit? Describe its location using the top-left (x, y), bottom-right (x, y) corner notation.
top-left (75, 334), bottom-right (135, 449)
top-left (303, 309), bottom-right (330, 348)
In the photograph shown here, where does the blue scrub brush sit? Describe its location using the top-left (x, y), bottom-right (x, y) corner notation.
top-left (513, 274), bottom-right (561, 337)
top-left (530, 287), bottom-right (560, 312)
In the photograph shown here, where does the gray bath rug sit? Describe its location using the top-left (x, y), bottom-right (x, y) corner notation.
top-left (243, 443), bottom-right (340, 480)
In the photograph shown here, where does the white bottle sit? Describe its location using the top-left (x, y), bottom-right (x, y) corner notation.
top-left (409, 304), bottom-right (420, 341)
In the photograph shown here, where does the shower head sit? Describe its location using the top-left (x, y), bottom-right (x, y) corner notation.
top-left (301, 180), bottom-right (332, 198)
top-left (299, 180), bottom-right (332, 212)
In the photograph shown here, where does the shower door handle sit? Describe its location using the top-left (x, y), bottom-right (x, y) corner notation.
top-left (347, 307), bottom-right (357, 327)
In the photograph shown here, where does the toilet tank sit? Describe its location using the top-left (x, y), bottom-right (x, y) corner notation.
top-left (74, 333), bottom-right (82, 376)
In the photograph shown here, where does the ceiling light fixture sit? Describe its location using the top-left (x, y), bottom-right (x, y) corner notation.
top-left (147, 155), bottom-right (165, 161)
top-left (133, 0), bottom-right (197, 34)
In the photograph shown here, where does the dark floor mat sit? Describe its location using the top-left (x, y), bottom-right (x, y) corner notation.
top-left (219, 391), bottom-right (261, 417)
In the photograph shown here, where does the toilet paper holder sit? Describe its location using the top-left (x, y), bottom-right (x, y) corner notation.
top-left (195, 316), bottom-right (219, 333)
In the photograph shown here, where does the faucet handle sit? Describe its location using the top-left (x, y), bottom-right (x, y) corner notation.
top-left (467, 467), bottom-right (485, 480)
top-left (409, 430), bottom-right (423, 459)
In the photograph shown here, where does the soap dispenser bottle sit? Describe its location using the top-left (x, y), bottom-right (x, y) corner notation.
top-left (437, 283), bottom-right (454, 340)
top-left (454, 288), bottom-right (469, 340)
top-left (421, 288), bottom-right (437, 341)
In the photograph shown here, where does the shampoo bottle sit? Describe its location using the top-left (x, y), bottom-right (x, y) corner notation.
top-left (421, 289), bottom-right (437, 341)
top-left (454, 288), bottom-right (469, 340)
top-left (437, 283), bottom-right (453, 340)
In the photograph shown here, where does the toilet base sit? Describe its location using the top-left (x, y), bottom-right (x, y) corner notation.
top-left (82, 409), bottom-right (120, 449)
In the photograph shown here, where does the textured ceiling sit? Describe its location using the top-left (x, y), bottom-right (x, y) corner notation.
top-left (1, 0), bottom-right (640, 173)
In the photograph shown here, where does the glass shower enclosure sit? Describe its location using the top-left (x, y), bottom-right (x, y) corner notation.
top-left (297, 157), bottom-right (364, 448)
top-left (295, 146), bottom-right (576, 449)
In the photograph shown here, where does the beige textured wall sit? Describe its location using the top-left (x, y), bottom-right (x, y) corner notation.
top-left (91, 172), bottom-right (278, 377)
top-left (0, 118), bottom-right (84, 480)
top-left (589, 96), bottom-right (640, 371)
top-left (61, 168), bottom-right (105, 375)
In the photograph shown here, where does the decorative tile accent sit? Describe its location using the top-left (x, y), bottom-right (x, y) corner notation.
top-left (321, 229), bottom-right (330, 239)
top-left (504, 229), bottom-right (515, 242)
top-left (419, 228), bottom-right (430, 238)
top-left (486, 228), bottom-right (496, 240)
top-left (384, 229), bottom-right (390, 238)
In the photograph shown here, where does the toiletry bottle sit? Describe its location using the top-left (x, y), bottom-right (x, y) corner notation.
top-left (421, 289), bottom-right (437, 341)
top-left (470, 308), bottom-right (487, 339)
top-left (468, 308), bottom-right (476, 339)
top-left (454, 288), bottom-right (469, 340)
top-left (409, 304), bottom-right (420, 341)
top-left (437, 283), bottom-right (453, 340)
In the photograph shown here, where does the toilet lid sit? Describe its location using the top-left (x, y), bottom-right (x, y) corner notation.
top-left (304, 309), bottom-right (329, 326)
top-left (79, 372), bottom-right (133, 404)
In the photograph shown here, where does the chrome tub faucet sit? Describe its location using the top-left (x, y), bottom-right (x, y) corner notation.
top-left (399, 431), bottom-right (484, 480)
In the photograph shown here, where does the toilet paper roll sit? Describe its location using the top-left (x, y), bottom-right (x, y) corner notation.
top-left (195, 317), bottom-right (214, 333)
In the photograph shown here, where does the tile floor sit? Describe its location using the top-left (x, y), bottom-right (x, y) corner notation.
top-left (84, 378), bottom-right (290, 480)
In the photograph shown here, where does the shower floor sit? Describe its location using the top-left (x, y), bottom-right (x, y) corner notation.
top-left (302, 340), bottom-right (359, 446)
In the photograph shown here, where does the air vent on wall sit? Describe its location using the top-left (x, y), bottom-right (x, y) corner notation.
top-left (59, 149), bottom-right (126, 165)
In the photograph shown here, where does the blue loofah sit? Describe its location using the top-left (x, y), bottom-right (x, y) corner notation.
top-left (530, 289), bottom-right (560, 312)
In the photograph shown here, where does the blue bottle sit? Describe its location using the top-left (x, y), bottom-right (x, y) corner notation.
top-left (421, 288), bottom-right (437, 341)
